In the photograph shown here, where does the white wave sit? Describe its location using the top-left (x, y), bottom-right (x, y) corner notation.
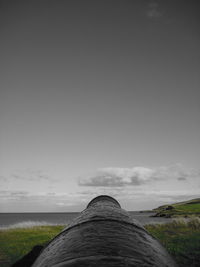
top-left (0, 220), bottom-right (66, 230)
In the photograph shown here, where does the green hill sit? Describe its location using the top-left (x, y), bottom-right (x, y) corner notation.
top-left (153, 198), bottom-right (200, 218)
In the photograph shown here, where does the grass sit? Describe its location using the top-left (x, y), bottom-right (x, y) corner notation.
top-left (0, 218), bottom-right (200, 267)
top-left (0, 225), bottom-right (65, 266)
top-left (145, 218), bottom-right (200, 267)
top-left (153, 198), bottom-right (200, 217)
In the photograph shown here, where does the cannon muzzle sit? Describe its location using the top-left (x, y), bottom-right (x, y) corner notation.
top-left (33, 195), bottom-right (177, 266)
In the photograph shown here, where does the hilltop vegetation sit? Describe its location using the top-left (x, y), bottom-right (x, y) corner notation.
top-left (153, 198), bottom-right (200, 218)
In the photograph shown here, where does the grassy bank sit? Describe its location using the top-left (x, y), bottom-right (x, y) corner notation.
top-left (0, 225), bottom-right (65, 267)
top-left (1, 219), bottom-right (200, 267)
top-left (146, 218), bottom-right (200, 267)
top-left (153, 198), bottom-right (200, 217)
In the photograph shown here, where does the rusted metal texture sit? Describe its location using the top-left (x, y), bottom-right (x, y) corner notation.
top-left (33, 195), bottom-right (177, 267)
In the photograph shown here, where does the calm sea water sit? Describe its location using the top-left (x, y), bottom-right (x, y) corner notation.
top-left (0, 211), bottom-right (172, 229)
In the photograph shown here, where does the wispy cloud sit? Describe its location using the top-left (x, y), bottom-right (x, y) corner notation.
top-left (177, 177), bottom-right (187, 181)
top-left (0, 190), bottom-right (89, 210)
top-left (79, 165), bottom-right (198, 187)
top-left (0, 169), bottom-right (55, 182)
top-left (11, 169), bottom-right (54, 181)
top-left (1, 165), bottom-right (199, 211)
top-left (0, 190), bottom-right (29, 200)
top-left (0, 176), bottom-right (6, 182)
top-left (146, 1), bottom-right (162, 19)
top-left (0, 169), bottom-right (55, 183)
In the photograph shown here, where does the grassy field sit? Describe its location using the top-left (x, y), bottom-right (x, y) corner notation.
top-left (0, 225), bottom-right (64, 267)
top-left (1, 218), bottom-right (200, 267)
top-left (153, 198), bottom-right (200, 217)
top-left (146, 218), bottom-right (200, 267)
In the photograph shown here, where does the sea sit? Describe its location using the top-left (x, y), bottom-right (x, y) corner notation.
top-left (0, 211), bottom-right (173, 229)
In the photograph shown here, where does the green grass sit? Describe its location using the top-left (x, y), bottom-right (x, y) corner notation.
top-left (154, 198), bottom-right (200, 217)
top-left (145, 218), bottom-right (200, 267)
top-left (174, 203), bottom-right (200, 213)
top-left (1, 219), bottom-right (200, 267)
top-left (0, 225), bottom-right (65, 266)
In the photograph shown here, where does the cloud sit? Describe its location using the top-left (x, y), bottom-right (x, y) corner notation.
top-left (78, 165), bottom-right (199, 187)
top-left (146, 1), bottom-right (162, 19)
top-left (0, 176), bottom-right (6, 182)
top-left (10, 169), bottom-right (55, 182)
top-left (0, 190), bottom-right (88, 207)
top-left (0, 190), bottom-right (30, 201)
top-left (79, 174), bottom-right (124, 187)
top-left (177, 177), bottom-right (187, 181)
top-left (79, 167), bottom-right (156, 186)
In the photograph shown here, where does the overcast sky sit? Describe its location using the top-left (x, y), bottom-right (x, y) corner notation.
top-left (0, 0), bottom-right (200, 212)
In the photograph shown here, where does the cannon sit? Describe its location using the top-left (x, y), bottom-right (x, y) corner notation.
top-left (32, 195), bottom-right (177, 267)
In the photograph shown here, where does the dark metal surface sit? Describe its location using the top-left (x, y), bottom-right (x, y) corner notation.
top-left (33, 195), bottom-right (177, 267)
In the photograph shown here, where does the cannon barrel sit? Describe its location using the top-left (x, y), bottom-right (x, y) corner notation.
top-left (33, 195), bottom-right (177, 267)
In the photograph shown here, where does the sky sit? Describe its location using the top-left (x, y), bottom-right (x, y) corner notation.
top-left (0, 0), bottom-right (200, 212)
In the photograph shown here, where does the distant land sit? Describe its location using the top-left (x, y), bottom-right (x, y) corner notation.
top-left (152, 198), bottom-right (200, 218)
